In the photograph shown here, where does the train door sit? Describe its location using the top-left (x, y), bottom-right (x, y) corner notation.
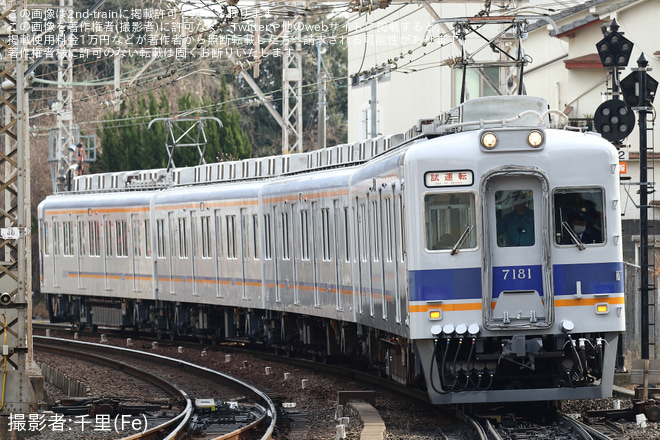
top-left (482, 171), bottom-right (553, 330)
top-left (214, 209), bottom-right (224, 298)
top-left (332, 200), bottom-right (341, 311)
top-left (102, 215), bottom-right (112, 290)
top-left (168, 212), bottom-right (176, 295)
top-left (52, 218), bottom-right (60, 287)
top-left (131, 214), bottom-right (140, 292)
top-left (311, 202), bottom-right (319, 308)
top-left (381, 191), bottom-right (396, 321)
top-left (239, 209), bottom-right (248, 300)
top-left (276, 204), bottom-right (293, 304)
top-left (355, 198), bottom-right (366, 315)
top-left (371, 193), bottom-right (384, 318)
top-left (189, 211), bottom-right (198, 296)
top-left (76, 216), bottom-right (86, 289)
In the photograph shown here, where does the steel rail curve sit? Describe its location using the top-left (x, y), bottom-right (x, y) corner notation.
top-left (34, 336), bottom-right (277, 440)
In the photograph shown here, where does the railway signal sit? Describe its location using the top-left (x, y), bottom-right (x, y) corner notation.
top-left (595, 19), bottom-right (633, 68)
top-left (593, 99), bottom-right (635, 143)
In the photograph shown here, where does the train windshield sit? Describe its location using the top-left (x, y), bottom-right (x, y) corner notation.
top-left (495, 190), bottom-right (535, 247)
top-left (554, 188), bottom-right (605, 246)
top-left (425, 193), bottom-right (477, 251)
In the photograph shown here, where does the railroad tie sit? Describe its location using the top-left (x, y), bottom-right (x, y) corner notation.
top-left (348, 401), bottom-right (385, 440)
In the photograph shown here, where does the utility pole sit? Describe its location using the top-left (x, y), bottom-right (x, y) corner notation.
top-left (317, 42), bottom-right (327, 150)
top-left (282, 21), bottom-right (303, 154)
top-left (0, 0), bottom-right (41, 416)
top-left (370, 79), bottom-right (378, 138)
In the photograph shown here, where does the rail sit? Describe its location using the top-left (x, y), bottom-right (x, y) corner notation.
top-left (34, 336), bottom-right (277, 440)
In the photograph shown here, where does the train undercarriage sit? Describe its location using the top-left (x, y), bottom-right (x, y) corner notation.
top-left (47, 294), bottom-right (417, 386)
top-left (47, 294), bottom-right (615, 402)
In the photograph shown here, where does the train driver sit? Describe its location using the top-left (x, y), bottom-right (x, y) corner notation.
top-left (497, 191), bottom-right (535, 247)
top-left (560, 211), bottom-right (601, 245)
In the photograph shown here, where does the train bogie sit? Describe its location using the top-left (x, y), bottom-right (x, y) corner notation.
top-left (38, 95), bottom-right (624, 404)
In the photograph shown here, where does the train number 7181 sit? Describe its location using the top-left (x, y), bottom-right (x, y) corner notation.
top-left (502, 268), bottom-right (532, 280)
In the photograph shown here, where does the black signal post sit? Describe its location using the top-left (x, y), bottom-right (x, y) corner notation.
top-left (623, 54), bottom-right (658, 360)
top-left (594, 20), bottom-right (635, 144)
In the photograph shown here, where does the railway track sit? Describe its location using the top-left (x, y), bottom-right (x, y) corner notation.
top-left (34, 324), bottom-right (649, 440)
top-left (34, 335), bottom-right (277, 440)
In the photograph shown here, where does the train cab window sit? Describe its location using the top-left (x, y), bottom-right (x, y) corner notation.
top-left (554, 188), bottom-right (605, 246)
top-left (425, 193), bottom-right (477, 251)
top-left (495, 190), bottom-right (535, 247)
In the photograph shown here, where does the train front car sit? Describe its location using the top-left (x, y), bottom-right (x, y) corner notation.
top-left (408, 96), bottom-right (624, 404)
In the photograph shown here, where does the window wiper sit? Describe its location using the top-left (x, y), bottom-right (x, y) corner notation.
top-left (561, 221), bottom-right (585, 250)
top-left (451, 224), bottom-right (474, 255)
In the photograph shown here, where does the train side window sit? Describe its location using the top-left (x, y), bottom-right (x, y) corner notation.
top-left (78, 219), bottom-right (87, 257)
top-left (53, 221), bottom-right (61, 256)
top-left (371, 199), bottom-right (380, 262)
top-left (252, 214), bottom-right (259, 260)
top-left (397, 195), bottom-right (406, 261)
top-left (425, 192), bottom-right (477, 251)
top-left (554, 188), bottom-right (605, 246)
top-left (321, 208), bottom-right (331, 261)
top-left (264, 213), bottom-right (272, 260)
top-left (343, 207), bottom-right (350, 262)
top-left (226, 215), bottom-right (237, 259)
top-left (300, 209), bottom-right (310, 261)
top-left (89, 221), bottom-right (100, 257)
top-left (178, 217), bottom-right (188, 259)
top-left (214, 210), bottom-right (223, 260)
top-left (281, 211), bottom-right (290, 260)
top-left (104, 219), bottom-right (113, 257)
top-left (495, 190), bottom-right (534, 247)
top-left (359, 203), bottom-right (367, 262)
top-left (116, 219), bottom-right (128, 257)
top-left (63, 221), bottom-right (74, 256)
top-left (132, 215), bottom-right (141, 258)
top-left (144, 220), bottom-right (151, 258)
top-left (384, 197), bottom-right (393, 262)
top-left (43, 222), bottom-right (50, 256)
top-left (156, 219), bottom-right (166, 258)
top-left (201, 216), bottom-right (211, 259)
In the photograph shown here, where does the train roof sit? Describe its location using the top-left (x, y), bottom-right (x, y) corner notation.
top-left (68, 95), bottom-right (576, 195)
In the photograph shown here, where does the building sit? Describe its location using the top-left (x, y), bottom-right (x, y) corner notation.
top-left (346, 0), bottom-right (660, 362)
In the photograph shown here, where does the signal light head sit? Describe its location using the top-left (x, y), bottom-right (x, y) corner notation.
top-left (595, 28), bottom-right (634, 68)
top-left (594, 99), bottom-right (635, 143)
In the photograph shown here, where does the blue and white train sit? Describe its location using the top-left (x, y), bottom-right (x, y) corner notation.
top-left (38, 95), bottom-right (625, 404)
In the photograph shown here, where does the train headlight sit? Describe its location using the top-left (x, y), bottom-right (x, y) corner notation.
top-left (527, 130), bottom-right (544, 148)
top-left (595, 303), bottom-right (609, 314)
top-left (481, 132), bottom-right (498, 149)
top-left (429, 310), bottom-right (442, 320)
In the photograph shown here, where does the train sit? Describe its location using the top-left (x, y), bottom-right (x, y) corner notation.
top-left (38, 95), bottom-right (625, 404)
